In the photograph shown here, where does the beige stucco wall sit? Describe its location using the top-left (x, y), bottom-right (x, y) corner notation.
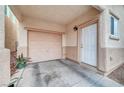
top-left (97, 9), bottom-right (108, 72)
top-left (5, 17), bottom-right (26, 56)
top-left (62, 34), bottom-right (66, 59)
top-left (5, 16), bottom-right (18, 51)
top-left (94, 5), bottom-right (124, 74)
top-left (79, 5), bottom-right (124, 74)
top-left (0, 5), bottom-right (10, 87)
top-left (22, 17), bottom-right (66, 57)
top-left (17, 23), bottom-right (27, 57)
top-left (7, 6), bottom-right (67, 59)
top-left (66, 5), bottom-right (124, 74)
top-left (9, 5), bottom-right (66, 57)
top-left (0, 49), bottom-right (10, 86)
top-left (22, 16), bottom-right (66, 57)
top-left (0, 6), bottom-right (5, 49)
top-left (7, 6), bottom-right (27, 57)
top-left (102, 6), bottom-right (124, 73)
top-left (8, 5), bottom-right (124, 75)
top-left (66, 8), bottom-right (100, 61)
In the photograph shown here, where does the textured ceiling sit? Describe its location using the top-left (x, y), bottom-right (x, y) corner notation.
top-left (13, 5), bottom-right (93, 25)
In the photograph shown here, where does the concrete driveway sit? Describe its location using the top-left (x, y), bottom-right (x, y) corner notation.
top-left (17, 60), bottom-right (123, 87)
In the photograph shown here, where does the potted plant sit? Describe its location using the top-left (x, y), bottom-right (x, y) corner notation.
top-left (16, 53), bottom-right (27, 69)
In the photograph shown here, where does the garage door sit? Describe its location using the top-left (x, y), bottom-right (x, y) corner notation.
top-left (28, 31), bottom-right (62, 62)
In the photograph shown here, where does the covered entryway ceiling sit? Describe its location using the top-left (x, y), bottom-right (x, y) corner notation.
top-left (12, 5), bottom-right (93, 25)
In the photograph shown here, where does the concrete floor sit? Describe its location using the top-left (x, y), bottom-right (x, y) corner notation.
top-left (17, 59), bottom-right (123, 87)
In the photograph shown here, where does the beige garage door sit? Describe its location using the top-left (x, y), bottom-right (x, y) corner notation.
top-left (28, 31), bottom-right (62, 62)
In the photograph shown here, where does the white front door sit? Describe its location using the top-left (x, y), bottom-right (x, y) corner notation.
top-left (80, 23), bottom-right (97, 66)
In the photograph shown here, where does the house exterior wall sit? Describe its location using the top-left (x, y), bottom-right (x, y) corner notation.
top-left (5, 16), bottom-right (18, 51)
top-left (0, 6), bottom-right (5, 49)
top-left (97, 9), bottom-right (108, 72)
top-left (95, 5), bottom-right (124, 74)
top-left (10, 5), bottom-right (66, 57)
top-left (17, 23), bottom-right (27, 57)
top-left (66, 8), bottom-right (100, 61)
top-left (102, 6), bottom-right (124, 73)
top-left (8, 5), bottom-right (124, 75)
top-left (0, 49), bottom-right (10, 86)
top-left (62, 33), bottom-right (66, 59)
top-left (22, 17), bottom-right (66, 58)
top-left (66, 5), bottom-right (124, 75)
top-left (7, 6), bottom-right (27, 57)
top-left (0, 5), bottom-right (10, 87)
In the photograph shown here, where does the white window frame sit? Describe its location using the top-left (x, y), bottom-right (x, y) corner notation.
top-left (109, 14), bottom-right (120, 40)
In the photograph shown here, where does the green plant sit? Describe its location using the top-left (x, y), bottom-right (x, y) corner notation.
top-left (16, 53), bottom-right (27, 69)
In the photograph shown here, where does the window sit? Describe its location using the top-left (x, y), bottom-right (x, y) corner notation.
top-left (110, 15), bottom-right (119, 40)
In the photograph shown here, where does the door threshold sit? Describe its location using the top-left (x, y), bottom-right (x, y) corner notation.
top-left (79, 62), bottom-right (105, 75)
top-left (79, 62), bottom-right (98, 73)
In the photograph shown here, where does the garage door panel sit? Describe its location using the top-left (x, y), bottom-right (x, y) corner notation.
top-left (29, 31), bottom-right (62, 62)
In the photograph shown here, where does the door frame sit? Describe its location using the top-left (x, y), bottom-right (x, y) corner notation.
top-left (27, 28), bottom-right (64, 62)
top-left (77, 18), bottom-right (99, 69)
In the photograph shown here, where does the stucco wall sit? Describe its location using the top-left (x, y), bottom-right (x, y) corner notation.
top-left (8, 5), bottom-right (124, 74)
top-left (5, 16), bottom-right (18, 51)
top-left (0, 6), bottom-right (5, 49)
top-left (8, 6), bottom-right (27, 57)
top-left (103, 6), bottom-right (124, 72)
top-left (0, 49), bottom-right (10, 86)
top-left (66, 8), bottom-right (100, 61)
top-left (65, 5), bottom-right (124, 74)
top-left (21, 16), bottom-right (66, 57)
top-left (8, 6), bottom-right (67, 58)
top-left (62, 34), bottom-right (66, 59)
top-left (89, 5), bottom-right (124, 74)
top-left (0, 5), bottom-right (10, 87)
top-left (17, 23), bottom-right (27, 57)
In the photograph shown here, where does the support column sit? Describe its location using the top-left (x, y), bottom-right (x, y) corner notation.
top-left (0, 5), bottom-right (10, 86)
top-left (98, 8), bottom-right (109, 74)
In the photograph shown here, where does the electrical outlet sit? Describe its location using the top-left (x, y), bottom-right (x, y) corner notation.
top-left (110, 56), bottom-right (112, 61)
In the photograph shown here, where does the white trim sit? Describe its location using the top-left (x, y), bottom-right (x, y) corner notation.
top-left (109, 14), bottom-right (120, 40)
top-left (109, 35), bottom-right (120, 40)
